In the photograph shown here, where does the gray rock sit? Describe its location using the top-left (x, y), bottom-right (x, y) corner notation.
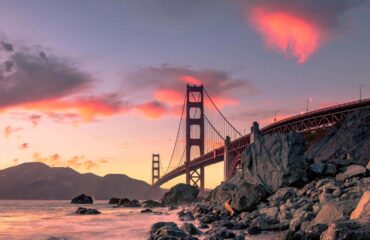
top-left (314, 200), bottom-right (359, 225)
top-left (71, 194), bottom-right (93, 204)
top-left (321, 217), bottom-right (370, 240)
top-left (241, 132), bottom-right (307, 194)
top-left (268, 187), bottom-right (297, 206)
top-left (325, 163), bottom-right (337, 176)
top-left (76, 207), bottom-right (101, 215)
top-left (207, 182), bottom-right (237, 204)
top-left (289, 208), bottom-right (316, 231)
top-left (230, 182), bottom-right (267, 212)
top-left (161, 183), bottom-right (199, 206)
top-left (180, 222), bottom-right (201, 235)
top-left (305, 108), bottom-right (370, 166)
top-left (142, 199), bottom-right (163, 208)
top-left (108, 197), bottom-right (119, 204)
top-left (310, 163), bottom-right (326, 175)
top-left (350, 191), bottom-right (370, 220)
top-left (336, 165), bottom-right (367, 181)
top-left (259, 207), bottom-right (279, 221)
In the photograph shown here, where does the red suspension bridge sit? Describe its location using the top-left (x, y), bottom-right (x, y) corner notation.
top-left (151, 85), bottom-right (370, 192)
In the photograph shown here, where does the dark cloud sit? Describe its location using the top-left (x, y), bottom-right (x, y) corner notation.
top-left (0, 50), bottom-right (92, 109)
top-left (4, 61), bottom-right (14, 72)
top-left (1, 41), bottom-right (14, 52)
top-left (127, 64), bottom-right (256, 95)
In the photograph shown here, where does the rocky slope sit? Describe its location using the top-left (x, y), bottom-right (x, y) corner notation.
top-left (148, 108), bottom-right (370, 239)
top-left (0, 162), bottom-right (154, 200)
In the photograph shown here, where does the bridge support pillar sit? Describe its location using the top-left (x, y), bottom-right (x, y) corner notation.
top-left (250, 121), bottom-right (260, 143)
top-left (185, 84), bottom-right (205, 192)
top-left (224, 136), bottom-right (231, 181)
top-left (152, 154), bottom-right (160, 185)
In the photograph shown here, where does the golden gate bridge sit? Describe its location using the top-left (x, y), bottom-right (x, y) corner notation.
top-left (151, 84), bottom-right (370, 192)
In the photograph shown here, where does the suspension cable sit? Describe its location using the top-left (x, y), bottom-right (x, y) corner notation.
top-left (164, 92), bottom-right (187, 174)
top-left (203, 87), bottom-right (242, 136)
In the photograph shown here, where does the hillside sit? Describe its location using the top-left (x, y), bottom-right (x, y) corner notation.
top-left (0, 162), bottom-right (154, 200)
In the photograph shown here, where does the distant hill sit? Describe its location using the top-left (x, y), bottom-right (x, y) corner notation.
top-left (0, 162), bottom-right (156, 200)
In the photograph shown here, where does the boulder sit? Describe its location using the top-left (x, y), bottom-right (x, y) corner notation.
top-left (350, 191), bottom-right (370, 220)
top-left (76, 207), bottom-right (101, 215)
top-left (161, 183), bottom-right (199, 206)
top-left (180, 222), bottom-right (201, 235)
top-left (230, 182), bottom-right (267, 212)
top-left (314, 200), bottom-right (359, 225)
top-left (108, 197), bottom-right (120, 204)
top-left (305, 108), bottom-right (370, 166)
top-left (142, 199), bottom-right (163, 208)
top-left (310, 163), bottom-right (326, 176)
top-left (241, 132), bottom-right (307, 194)
top-left (149, 222), bottom-right (197, 240)
top-left (321, 217), bottom-right (370, 240)
top-left (141, 208), bottom-right (153, 213)
top-left (268, 187), bottom-right (297, 206)
top-left (207, 182), bottom-right (237, 204)
top-left (119, 198), bottom-right (141, 207)
top-left (259, 207), bottom-right (279, 221)
top-left (71, 194), bottom-right (93, 204)
top-left (336, 165), bottom-right (367, 181)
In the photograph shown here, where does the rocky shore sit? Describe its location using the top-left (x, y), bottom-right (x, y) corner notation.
top-left (148, 109), bottom-right (370, 239)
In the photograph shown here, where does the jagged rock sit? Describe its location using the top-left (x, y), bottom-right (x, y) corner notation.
top-left (206, 227), bottom-right (235, 238)
top-left (336, 165), bottom-right (367, 181)
top-left (119, 199), bottom-right (141, 207)
top-left (321, 217), bottom-right (370, 240)
top-left (259, 207), bottom-right (279, 221)
top-left (76, 207), bottom-right (101, 215)
top-left (241, 132), bottom-right (307, 194)
top-left (325, 163), bottom-right (337, 176)
top-left (306, 109), bottom-right (370, 166)
top-left (310, 163), bottom-right (326, 175)
top-left (350, 191), bottom-right (370, 220)
top-left (142, 199), bottom-right (163, 208)
top-left (198, 221), bottom-right (209, 229)
top-left (141, 208), bottom-right (153, 213)
top-left (268, 187), bottom-right (297, 206)
top-left (314, 200), bottom-right (359, 225)
top-left (179, 211), bottom-right (195, 221)
top-left (207, 182), bottom-right (237, 204)
top-left (180, 222), bottom-right (201, 235)
top-left (108, 197), bottom-right (119, 204)
top-left (367, 161), bottom-right (370, 171)
top-left (289, 208), bottom-right (316, 231)
top-left (230, 182), bottom-right (267, 212)
top-left (71, 194), bottom-right (93, 204)
top-left (161, 183), bottom-right (199, 206)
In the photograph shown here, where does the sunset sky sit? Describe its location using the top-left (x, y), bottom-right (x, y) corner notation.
top-left (0, 0), bottom-right (369, 189)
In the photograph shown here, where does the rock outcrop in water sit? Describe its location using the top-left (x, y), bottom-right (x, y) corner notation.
top-left (149, 108), bottom-right (370, 239)
top-left (161, 183), bottom-right (199, 206)
top-left (71, 194), bottom-right (93, 204)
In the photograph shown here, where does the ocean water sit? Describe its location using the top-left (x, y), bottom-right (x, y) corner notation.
top-left (0, 200), bottom-right (180, 240)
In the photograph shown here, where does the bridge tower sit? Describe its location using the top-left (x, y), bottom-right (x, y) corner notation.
top-left (186, 84), bottom-right (205, 191)
top-left (152, 154), bottom-right (160, 185)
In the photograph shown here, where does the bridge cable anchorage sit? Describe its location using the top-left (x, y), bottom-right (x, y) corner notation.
top-left (203, 87), bottom-right (242, 137)
top-left (164, 92), bottom-right (187, 175)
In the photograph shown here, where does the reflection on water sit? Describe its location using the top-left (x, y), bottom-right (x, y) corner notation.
top-left (0, 200), bottom-right (180, 240)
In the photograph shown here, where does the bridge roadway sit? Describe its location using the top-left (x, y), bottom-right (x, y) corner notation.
top-left (154, 98), bottom-right (370, 187)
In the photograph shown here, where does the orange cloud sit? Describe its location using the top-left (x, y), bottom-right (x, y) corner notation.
top-left (250, 7), bottom-right (322, 63)
top-left (137, 101), bottom-right (168, 119)
top-left (154, 89), bottom-right (184, 106)
top-left (180, 75), bottom-right (202, 85)
top-left (3, 126), bottom-right (23, 138)
top-left (32, 152), bottom-right (105, 171)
